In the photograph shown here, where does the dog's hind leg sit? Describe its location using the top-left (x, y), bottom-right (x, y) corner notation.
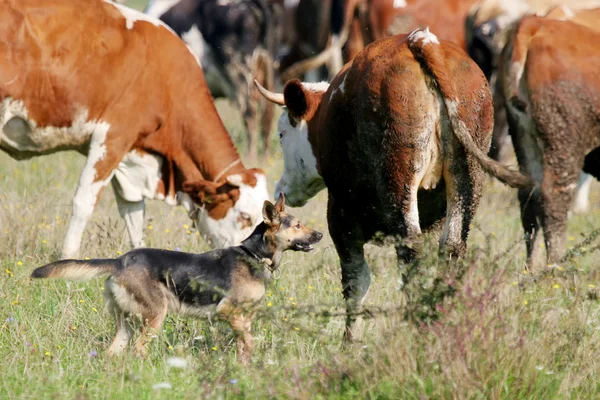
top-left (105, 273), bottom-right (168, 357)
top-left (133, 291), bottom-right (168, 358)
top-left (104, 282), bottom-right (134, 357)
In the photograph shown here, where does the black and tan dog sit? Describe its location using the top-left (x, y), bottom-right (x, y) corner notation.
top-left (31, 194), bottom-right (322, 364)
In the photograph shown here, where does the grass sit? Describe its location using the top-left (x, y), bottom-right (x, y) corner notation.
top-left (3, 98), bottom-right (600, 399)
top-left (3, 0), bottom-right (600, 398)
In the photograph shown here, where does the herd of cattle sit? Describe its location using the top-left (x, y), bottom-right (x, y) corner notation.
top-left (1, 0), bottom-right (600, 337)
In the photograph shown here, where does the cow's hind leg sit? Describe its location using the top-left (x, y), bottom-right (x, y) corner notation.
top-left (328, 195), bottom-right (371, 342)
top-left (62, 128), bottom-right (137, 258)
top-left (111, 180), bottom-right (146, 249)
top-left (540, 151), bottom-right (581, 264)
top-left (507, 105), bottom-right (545, 266)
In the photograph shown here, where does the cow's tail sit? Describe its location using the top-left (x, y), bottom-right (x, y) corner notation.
top-left (31, 259), bottom-right (119, 281)
top-left (407, 28), bottom-right (535, 189)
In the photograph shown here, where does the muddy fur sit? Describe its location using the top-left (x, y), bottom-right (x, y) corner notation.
top-left (31, 196), bottom-right (322, 365)
top-left (502, 16), bottom-right (600, 266)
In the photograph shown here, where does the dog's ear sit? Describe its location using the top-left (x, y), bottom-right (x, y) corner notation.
top-left (275, 192), bottom-right (285, 213)
top-left (262, 200), bottom-right (280, 227)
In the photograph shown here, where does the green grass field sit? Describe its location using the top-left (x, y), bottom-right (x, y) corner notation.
top-left (2, 0), bottom-right (600, 398)
top-left (3, 97), bottom-right (600, 398)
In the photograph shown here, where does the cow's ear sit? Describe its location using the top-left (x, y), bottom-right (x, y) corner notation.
top-left (183, 180), bottom-right (230, 205)
top-left (284, 79), bottom-right (308, 119)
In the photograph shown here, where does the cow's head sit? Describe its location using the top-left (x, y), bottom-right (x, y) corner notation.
top-left (182, 168), bottom-right (269, 247)
top-left (255, 79), bottom-right (327, 207)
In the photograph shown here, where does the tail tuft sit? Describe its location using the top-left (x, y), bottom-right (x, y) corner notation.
top-left (31, 259), bottom-right (119, 281)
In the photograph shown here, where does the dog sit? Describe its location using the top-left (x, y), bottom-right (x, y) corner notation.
top-left (31, 194), bottom-right (322, 364)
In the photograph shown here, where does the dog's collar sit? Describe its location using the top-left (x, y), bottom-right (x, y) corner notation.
top-left (240, 246), bottom-right (275, 272)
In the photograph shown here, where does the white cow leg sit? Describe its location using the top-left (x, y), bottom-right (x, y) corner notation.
top-left (112, 181), bottom-right (146, 249)
top-left (62, 128), bottom-right (127, 259)
top-left (572, 172), bottom-right (593, 214)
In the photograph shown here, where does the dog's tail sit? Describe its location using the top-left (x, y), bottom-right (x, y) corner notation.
top-left (407, 28), bottom-right (535, 189)
top-left (31, 259), bottom-right (119, 281)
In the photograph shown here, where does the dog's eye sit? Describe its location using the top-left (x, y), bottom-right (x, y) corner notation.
top-left (296, 223), bottom-right (301, 229)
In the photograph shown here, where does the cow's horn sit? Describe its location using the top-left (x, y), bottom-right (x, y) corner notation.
top-left (254, 79), bottom-right (285, 105)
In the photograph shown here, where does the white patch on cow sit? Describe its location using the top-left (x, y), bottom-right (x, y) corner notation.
top-left (179, 25), bottom-right (234, 98)
top-left (63, 120), bottom-right (112, 258)
top-left (1, 99), bottom-right (100, 153)
top-left (113, 151), bottom-right (163, 203)
top-left (417, 92), bottom-right (444, 191)
top-left (480, 22), bottom-right (493, 36)
top-left (558, 5), bottom-right (575, 19)
top-left (181, 25), bottom-right (205, 65)
top-left (197, 172), bottom-right (269, 248)
top-left (284, 0), bottom-right (301, 8)
top-left (302, 82), bottom-right (330, 93)
top-left (393, 0), bottom-right (407, 8)
top-left (408, 27), bottom-right (440, 45)
top-left (274, 115), bottom-right (325, 207)
top-left (105, 1), bottom-right (166, 30)
top-left (573, 172), bottom-right (593, 214)
top-left (331, 71), bottom-right (348, 100)
top-left (144, 0), bottom-right (180, 18)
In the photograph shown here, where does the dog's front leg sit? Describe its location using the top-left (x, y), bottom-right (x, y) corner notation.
top-left (217, 298), bottom-right (255, 365)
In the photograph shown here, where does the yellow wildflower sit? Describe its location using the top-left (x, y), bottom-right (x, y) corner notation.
top-left (17, 261), bottom-right (23, 266)
top-left (553, 284), bottom-right (560, 289)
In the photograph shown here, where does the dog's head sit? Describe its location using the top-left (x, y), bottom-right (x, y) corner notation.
top-left (262, 193), bottom-right (323, 252)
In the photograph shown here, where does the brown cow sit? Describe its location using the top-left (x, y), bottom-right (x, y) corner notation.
top-left (467, 3), bottom-right (600, 212)
top-left (0, 0), bottom-right (269, 258)
top-left (280, 0), bottom-right (482, 81)
top-left (500, 14), bottom-right (600, 266)
top-left (257, 29), bottom-right (532, 339)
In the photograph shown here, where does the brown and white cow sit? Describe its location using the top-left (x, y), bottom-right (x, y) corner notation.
top-left (257, 29), bottom-right (532, 339)
top-left (500, 14), bottom-right (600, 266)
top-left (0, 0), bottom-right (269, 258)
